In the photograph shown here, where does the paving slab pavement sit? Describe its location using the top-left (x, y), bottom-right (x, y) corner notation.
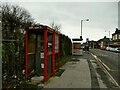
top-left (43, 58), bottom-right (91, 88)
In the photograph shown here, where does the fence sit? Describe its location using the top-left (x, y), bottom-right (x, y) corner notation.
top-left (2, 38), bottom-right (25, 88)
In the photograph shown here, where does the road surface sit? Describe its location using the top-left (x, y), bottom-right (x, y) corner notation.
top-left (90, 49), bottom-right (120, 85)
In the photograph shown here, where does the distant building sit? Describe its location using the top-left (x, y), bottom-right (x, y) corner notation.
top-left (97, 36), bottom-right (110, 49)
top-left (111, 28), bottom-right (120, 47)
top-left (88, 40), bottom-right (97, 49)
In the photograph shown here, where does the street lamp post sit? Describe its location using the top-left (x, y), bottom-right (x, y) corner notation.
top-left (105, 30), bottom-right (110, 39)
top-left (105, 30), bottom-right (111, 47)
top-left (109, 31), bottom-right (110, 40)
top-left (80, 19), bottom-right (89, 40)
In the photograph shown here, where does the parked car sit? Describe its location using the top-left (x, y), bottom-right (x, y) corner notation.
top-left (110, 47), bottom-right (116, 52)
top-left (106, 46), bottom-right (111, 51)
top-left (116, 48), bottom-right (120, 53)
top-left (106, 47), bottom-right (120, 52)
top-left (101, 46), bottom-right (106, 50)
top-left (81, 46), bottom-right (85, 50)
top-left (114, 48), bottom-right (118, 52)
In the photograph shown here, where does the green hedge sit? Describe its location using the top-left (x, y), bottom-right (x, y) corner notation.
top-left (60, 34), bottom-right (72, 58)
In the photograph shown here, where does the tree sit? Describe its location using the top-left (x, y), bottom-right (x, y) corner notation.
top-left (50, 21), bottom-right (61, 32)
top-left (2, 3), bottom-right (33, 37)
top-left (2, 3), bottom-right (34, 88)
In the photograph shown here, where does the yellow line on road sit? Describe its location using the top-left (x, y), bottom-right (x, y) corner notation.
top-left (91, 54), bottom-right (119, 72)
top-left (90, 53), bottom-right (111, 71)
top-left (101, 61), bottom-right (111, 71)
top-left (90, 52), bottom-right (120, 88)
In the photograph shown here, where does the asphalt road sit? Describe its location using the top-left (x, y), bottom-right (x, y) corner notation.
top-left (90, 49), bottom-right (120, 85)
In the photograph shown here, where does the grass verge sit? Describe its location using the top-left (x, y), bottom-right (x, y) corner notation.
top-left (60, 55), bottom-right (71, 67)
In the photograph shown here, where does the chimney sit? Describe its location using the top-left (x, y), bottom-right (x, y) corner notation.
top-left (104, 36), bottom-right (106, 39)
top-left (116, 28), bottom-right (118, 31)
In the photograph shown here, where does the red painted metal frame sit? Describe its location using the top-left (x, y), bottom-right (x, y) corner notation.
top-left (52, 33), bottom-right (59, 72)
top-left (45, 31), bottom-right (54, 81)
top-left (44, 29), bottom-right (47, 81)
top-left (25, 31), bottom-right (28, 78)
top-left (58, 34), bottom-right (60, 69)
top-left (35, 35), bottom-right (38, 53)
top-left (45, 32), bottom-right (60, 81)
top-left (52, 31), bottom-right (55, 74)
top-left (25, 26), bottom-right (60, 82)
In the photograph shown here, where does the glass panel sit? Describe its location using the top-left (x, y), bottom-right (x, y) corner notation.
top-left (28, 34), bottom-right (36, 53)
top-left (28, 54), bottom-right (35, 74)
top-left (54, 53), bottom-right (58, 70)
top-left (47, 33), bottom-right (52, 52)
top-left (36, 35), bottom-right (44, 76)
top-left (47, 55), bottom-right (52, 75)
top-left (55, 34), bottom-right (59, 52)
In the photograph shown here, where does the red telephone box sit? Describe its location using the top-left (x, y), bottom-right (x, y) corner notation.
top-left (25, 24), bottom-right (60, 82)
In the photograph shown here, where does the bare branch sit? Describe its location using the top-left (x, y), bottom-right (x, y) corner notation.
top-left (50, 21), bottom-right (61, 32)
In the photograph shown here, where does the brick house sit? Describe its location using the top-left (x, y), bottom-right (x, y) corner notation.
top-left (97, 36), bottom-right (110, 49)
top-left (88, 40), bottom-right (97, 49)
top-left (111, 28), bottom-right (120, 47)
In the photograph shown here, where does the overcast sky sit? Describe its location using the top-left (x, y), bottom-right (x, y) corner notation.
top-left (4, 1), bottom-right (119, 42)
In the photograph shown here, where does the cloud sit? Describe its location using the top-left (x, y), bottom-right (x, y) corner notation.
top-left (5, 2), bottom-right (118, 42)
top-left (1, 0), bottom-right (120, 2)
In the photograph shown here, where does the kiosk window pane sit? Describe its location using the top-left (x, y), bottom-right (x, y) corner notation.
top-left (28, 54), bottom-right (35, 74)
top-left (48, 33), bottom-right (52, 52)
top-left (55, 34), bottom-right (59, 52)
top-left (28, 34), bottom-right (36, 53)
top-left (54, 53), bottom-right (58, 69)
top-left (47, 55), bottom-right (52, 75)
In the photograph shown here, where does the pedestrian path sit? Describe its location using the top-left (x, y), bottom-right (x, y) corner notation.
top-left (43, 58), bottom-right (91, 88)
